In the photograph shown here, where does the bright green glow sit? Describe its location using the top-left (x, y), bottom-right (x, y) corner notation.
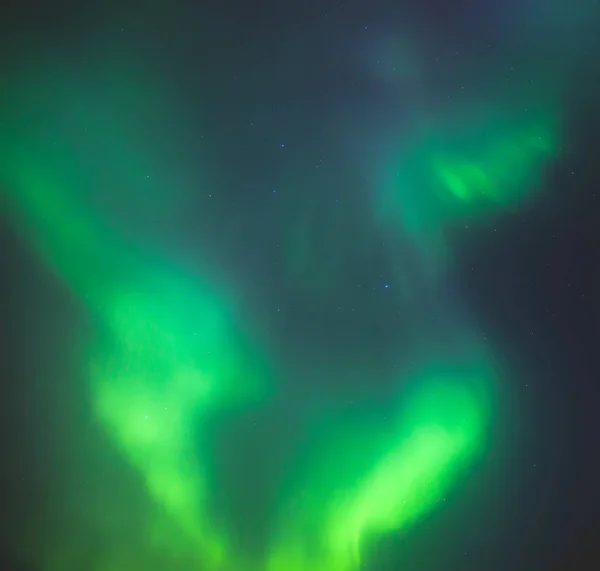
top-left (1, 59), bottom-right (496, 571)
top-left (376, 96), bottom-right (561, 265)
top-left (88, 274), bottom-right (272, 570)
top-left (268, 363), bottom-right (491, 571)
top-left (0, 61), bottom-right (271, 570)
top-left (430, 109), bottom-right (559, 207)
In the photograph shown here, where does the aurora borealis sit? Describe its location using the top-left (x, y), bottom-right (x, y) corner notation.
top-left (0, 62), bottom-right (494, 569)
top-left (1, 2), bottom-right (599, 571)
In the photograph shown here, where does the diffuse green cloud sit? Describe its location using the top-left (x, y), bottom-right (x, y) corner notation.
top-left (2, 59), bottom-right (500, 571)
top-left (267, 358), bottom-right (492, 571)
top-left (0, 61), bottom-right (271, 570)
top-left (374, 93), bottom-right (562, 274)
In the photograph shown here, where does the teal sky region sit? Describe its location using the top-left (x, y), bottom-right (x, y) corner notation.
top-left (1, 2), bottom-right (598, 571)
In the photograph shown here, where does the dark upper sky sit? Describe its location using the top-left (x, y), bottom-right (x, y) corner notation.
top-left (1, 1), bottom-right (599, 570)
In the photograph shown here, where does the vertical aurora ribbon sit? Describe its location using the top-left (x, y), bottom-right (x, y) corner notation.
top-left (0, 58), bottom-right (271, 570)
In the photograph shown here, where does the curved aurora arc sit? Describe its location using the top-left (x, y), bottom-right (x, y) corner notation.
top-left (0, 61), bottom-right (540, 571)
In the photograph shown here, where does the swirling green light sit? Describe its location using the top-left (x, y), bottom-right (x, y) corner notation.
top-left (1, 57), bottom-right (495, 571)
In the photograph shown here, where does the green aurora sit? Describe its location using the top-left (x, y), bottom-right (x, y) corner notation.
top-left (375, 91), bottom-right (561, 280)
top-left (0, 50), bottom-right (561, 571)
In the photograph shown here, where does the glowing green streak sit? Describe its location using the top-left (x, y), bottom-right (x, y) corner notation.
top-left (430, 113), bottom-right (559, 207)
top-left (0, 62), bottom-right (270, 571)
top-left (376, 95), bottom-right (562, 269)
top-left (88, 273), bottom-right (271, 569)
top-left (2, 58), bottom-right (496, 571)
top-left (268, 363), bottom-right (492, 571)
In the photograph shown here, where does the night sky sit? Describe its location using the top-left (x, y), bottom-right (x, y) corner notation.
top-left (1, 1), bottom-right (599, 570)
